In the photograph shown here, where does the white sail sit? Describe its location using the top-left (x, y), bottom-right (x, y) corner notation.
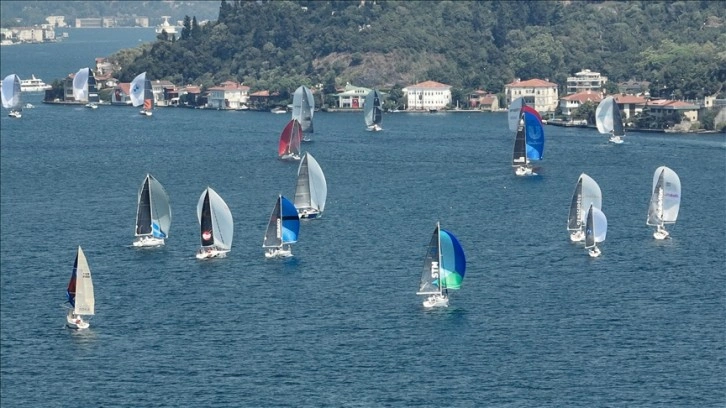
top-left (148, 175), bottom-right (172, 236)
top-left (1, 74), bottom-right (21, 109)
top-left (595, 96), bottom-right (615, 134)
top-left (585, 206), bottom-right (607, 248)
top-left (294, 152), bottom-right (327, 214)
top-left (74, 246), bottom-right (95, 316)
top-left (647, 166), bottom-right (681, 226)
top-left (508, 97), bottom-right (524, 131)
top-left (197, 187), bottom-right (234, 250)
top-left (129, 72), bottom-right (147, 107)
top-left (73, 67), bottom-right (90, 102)
top-left (292, 85), bottom-right (314, 132)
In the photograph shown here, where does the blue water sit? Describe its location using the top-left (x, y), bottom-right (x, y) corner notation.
top-left (2, 31), bottom-right (725, 407)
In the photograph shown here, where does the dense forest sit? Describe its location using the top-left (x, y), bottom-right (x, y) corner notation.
top-left (111, 1), bottom-right (724, 102)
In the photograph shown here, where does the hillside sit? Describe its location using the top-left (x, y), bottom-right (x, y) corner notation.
top-left (111, 0), bottom-right (725, 99)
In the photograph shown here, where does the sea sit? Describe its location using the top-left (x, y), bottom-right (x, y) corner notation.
top-left (1, 28), bottom-right (725, 407)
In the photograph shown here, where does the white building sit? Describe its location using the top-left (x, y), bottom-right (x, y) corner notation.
top-left (207, 81), bottom-right (250, 110)
top-left (566, 69), bottom-right (608, 95)
top-left (332, 83), bottom-right (371, 108)
top-left (403, 80), bottom-right (452, 111)
top-left (504, 78), bottom-right (559, 113)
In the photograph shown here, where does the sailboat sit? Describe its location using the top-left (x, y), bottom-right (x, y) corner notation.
top-left (133, 174), bottom-right (172, 247)
top-left (584, 204), bottom-right (607, 258)
top-left (2, 74), bottom-right (22, 118)
top-left (567, 173), bottom-right (602, 242)
top-left (596, 96), bottom-right (625, 144)
top-left (364, 89), bottom-right (383, 131)
top-left (263, 195), bottom-right (300, 258)
top-left (509, 97), bottom-right (545, 176)
top-left (196, 187), bottom-right (234, 259)
top-left (72, 67), bottom-right (100, 109)
top-left (130, 72), bottom-right (154, 116)
top-left (294, 152), bottom-right (327, 219)
top-left (278, 118), bottom-right (302, 161)
top-left (647, 166), bottom-right (681, 240)
top-left (66, 246), bottom-right (95, 330)
top-left (292, 85), bottom-right (314, 140)
top-left (416, 222), bottom-right (466, 308)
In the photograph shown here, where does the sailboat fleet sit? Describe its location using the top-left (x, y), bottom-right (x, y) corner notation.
top-left (51, 79), bottom-right (691, 330)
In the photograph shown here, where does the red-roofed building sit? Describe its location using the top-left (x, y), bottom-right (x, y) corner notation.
top-left (613, 94), bottom-right (648, 120)
top-left (645, 99), bottom-right (700, 122)
top-left (403, 80), bottom-right (452, 111)
top-left (111, 82), bottom-right (132, 105)
top-left (469, 90), bottom-right (500, 111)
top-left (559, 90), bottom-right (603, 117)
top-left (207, 81), bottom-right (251, 110)
top-left (504, 78), bottom-right (559, 113)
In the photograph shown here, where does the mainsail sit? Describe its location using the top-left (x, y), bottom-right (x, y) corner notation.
top-left (568, 173), bottom-right (602, 231)
top-left (364, 89), bottom-right (383, 128)
top-left (278, 119), bottom-right (302, 158)
top-left (197, 187), bottom-right (233, 250)
top-left (417, 223), bottom-right (466, 295)
top-left (596, 96), bottom-right (624, 136)
top-left (294, 152), bottom-right (327, 214)
top-left (647, 166), bottom-right (681, 226)
top-left (67, 246), bottom-right (95, 316)
top-left (292, 85), bottom-right (314, 133)
top-left (585, 205), bottom-right (607, 249)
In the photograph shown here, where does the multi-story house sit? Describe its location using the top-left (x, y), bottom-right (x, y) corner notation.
top-left (559, 90), bottom-right (603, 118)
top-left (504, 78), bottom-right (559, 113)
top-left (566, 69), bottom-right (608, 95)
top-left (333, 83), bottom-right (370, 109)
top-left (469, 90), bottom-right (500, 111)
top-left (403, 80), bottom-right (452, 111)
top-left (207, 81), bottom-right (250, 110)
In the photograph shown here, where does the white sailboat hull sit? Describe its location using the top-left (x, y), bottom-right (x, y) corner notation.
top-left (609, 135), bottom-right (623, 144)
top-left (8, 110), bottom-right (21, 118)
top-left (66, 311), bottom-right (90, 330)
top-left (588, 246), bottom-right (602, 258)
top-left (570, 230), bottom-right (585, 242)
top-left (133, 235), bottom-right (165, 247)
top-left (422, 294), bottom-right (449, 308)
top-left (140, 110), bottom-right (152, 116)
top-left (196, 247), bottom-right (229, 259)
top-left (265, 246), bottom-right (293, 259)
top-left (280, 153), bottom-right (301, 161)
top-left (297, 207), bottom-right (321, 219)
top-left (653, 226), bottom-right (670, 240)
top-left (515, 165), bottom-right (536, 176)
top-left (367, 124), bottom-right (383, 132)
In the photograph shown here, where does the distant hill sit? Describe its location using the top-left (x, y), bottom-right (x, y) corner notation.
top-left (0, 1), bottom-right (220, 27)
top-left (109, 0), bottom-right (724, 100)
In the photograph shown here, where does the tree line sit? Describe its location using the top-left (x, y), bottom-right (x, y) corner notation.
top-left (110, 1), bottom-right (724, 105)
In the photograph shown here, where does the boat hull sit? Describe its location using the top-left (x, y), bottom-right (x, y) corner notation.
top-left (66, 314), bottom-right (89, 330)
top-left (133, 236), bottom-right (165, 247)
top-left (140, 110), bottom-right (152, 116)
top-left (570, 230), bottom-right (585, 242)
top-left (264, 247), bottom-right (293, 259)
top-left (298, 208), bottom-right (320, 219)
top-left (653, 227), bottom-right (670, 240)
top-left (279, 153), bottom-right (301, 161)
top-left (588, 247), bottom-right (602, 258)
top-left (196, 247), bottom-right (229, 259)
top-left (514, 165), bottom-right (536, 176)
top-left (422, 294), bottom-right (449, 308)
top-left (8, 110), bottom-right (21, 118)
top-left (609, 135), bottom-right (624, 144)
